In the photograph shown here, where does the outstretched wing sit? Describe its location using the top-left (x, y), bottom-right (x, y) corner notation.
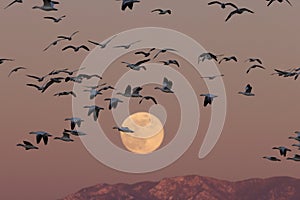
top-left (135, 59), bottom-right (150, 66)
top-left (79, 45), bottom-right (90, 51)
top-left (62, 46), bottom-right (76, 51)
top-left (151, 8), bottom-right (163, 12)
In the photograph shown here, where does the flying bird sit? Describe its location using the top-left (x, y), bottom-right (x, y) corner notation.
top-left (287, 154), bottom-right (300, 162)
top-left (225, 6), bottom-right (254, 22)
top-left (198, 52), bottom-right (222, 63)
top-left (88, 35), bottom-right (117, 49)
top-left (26, 83), bottom-right (46, 91)
top-left (26, 74), bottom-right (48, 82)
top-left (29, 131), bottom-right (52, 145)
top-left (104, 98), bottom-right (123, 110)
top-left (54, 132), bottom-right (74, 142)
top-left (43, 38), bottom-right (66, 51)
top-left (44, 15), bottom-right (66, 23)
top-left (238, 84), bottom-right (255, 96)
top-left (63, 129), bottom-right (86, 136)
top-left (84, 105), bottom-right (104, 121)
top-left (114, 40), bottom-right (141, 49)
top-left (98, 85), bottom-right (115, 92)
top-left (65, 76), bottom-right (83, 83)
top-left (62, 45), bottom-right (90, 52)
top-left (57, 31), bottom-right (79, 41)
top-left (0, 58), bottom-right (14, 64)
top-left (262, 156), bottom-right (281, 161)
top-left (32, 0), bottom-right (59, 11)
top-left (65, 117), bottom-right (84, 130)
top-left (208, 1), bottom-right (238, 9)
top-left (246, 65), bottom-right (266, 74)
top-left (113, 126), bottom-right (134, 133)
top-left (200, 94), bottom-right (218, 107)
top-left (8, 67), bottom-right (26, 77)
top-left (153, 48), bottom-right (177, 59)
top-left (41, 77), bottom-right (64, 93)
top-left (4, 0), bottom-right (23, 9)
top-left (159, 60), bottom-right (180, 67)
top-left (272, 146), bottom-right (291, 157)
top-left (121, 0), bottom-right (140, 11)
top-left (154, 77), bottom-right (174, 93)
top-left (83, 89), bottom-right (102, 100)
top-left (267, 0), bottom-right (292, 7)
top-left (122, 59), bottom-right (150, 71)
top-left (201, 75), bottom-right (224, 80)
top-left (139, 96), bottom-right (158, 105)
top-left (151, 9), bottom-right (172, 15)
top-left (135, 48), bottom-right (156, 57)
top-left (117, 85), bottom-right (143, 97)
top-left (245, 58), bottom-right (263, 64)
top-left (218, 56), bottom-right (238, 64)
top-left (54, 91), bottom-right (77, 97)
top-left (16, 141), bottom-right (38, 150)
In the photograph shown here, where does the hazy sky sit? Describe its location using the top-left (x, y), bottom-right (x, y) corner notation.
top-left (1, 0), bottom-right (300, 200)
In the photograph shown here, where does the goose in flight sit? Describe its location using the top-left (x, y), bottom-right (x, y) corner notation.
top-left (41, 77), bottom-right (64, 93)
top-left (63, 129), bottom-right (86, 136)
top-left (65, 76), bottom-right (83, 83)
top-left (121, 0), bottom-right (140, 11)
top-left (29, 131), bottom-right (52, 145)
top-left (135, 48), bottom-right (156, 57)
top-left (57, 31), bottom-right (79, 41)
top-left (272, 146), bottom-right (291, 157)
top-left (44, 15), bottom-right (66, 23)
top-left (43, 38), bottom-right (66, 51)
top-left (155, 77), bottom-right (174, 93)
top-left (153, 48), bottom-right (177, 59)
top-left (122, 59), bottom-right (150, 71)
top-left (139, 96), bottom-right (158, 105)
top-left (292, 144), bottom-right (300, 150)
top-left (84, 105), bottom-right (104, 121)
top-left (159, 60), bottom-right (180, 67)
top-left (83, 89), bottom-right (102, 100)
top-left (17, 141), bottom-right (38, 150)
top-left (218, 56), bottom-right (238, 64)
top-left (8, 67), bottom-right (26, 77)
top-left (238, 84), bottom-right (255, 96)
top-left (272, 69), bottom-right (297, 78)
top-left (114, 40), bottom-right (141, 49)
top-left (62, 45), bottom-right (90, 52)
top-left (88, 35), bottom-right (117, 49)
top-left (98, 85), bottom-right (115, 93)
top-left (54, 132), bottom-right (74, 142)
top-left (267, 0), bottom-right (292, 7)
top-left (65, 117), bottom-right (84, 130)
top-left (262, 156), bottom-right (281, 161)
top-left (4, 0), bottom-right (22, 9)
top-left (26, 74), bottom-right (48, 82)
top-left (225, 6), bottom-right (254, 22)
top-left (200, 94), bottom-right (218, 107)
top-left (201, 74), bottom-right (224, 80)
top-left (151, 9), bottom-right (172, 15)
top-left (113, 126), bottom-right (134, 133)
top-left (0, 58), bottom-right (14, 64)
top-left (198, 52), bottom-right (222, 63)
top-left (54, 91), bottom-right (76, 97)
top-left (104, 98), bottom-right (123, 110)
top-left (49, 67), bottom-right (85, 76)
top-left (245, 58), bottom-right (263, 64)
top-left (117, 85), bottom-right (143, 97)
top-left (246, 65), bottom-right (266, 74)
top-left (208, 1), bottom-right (237, 9)
top-left (287, 154), bottom-right (300, 162)
top-left (32, 0), bottom-right (59, 11)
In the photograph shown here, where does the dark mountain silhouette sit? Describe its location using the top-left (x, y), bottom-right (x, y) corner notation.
top-left (61, 175), bottom-right (300, 200)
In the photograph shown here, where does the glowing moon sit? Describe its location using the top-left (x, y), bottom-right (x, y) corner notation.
top-left (120, 112), bottom-right (164, 154)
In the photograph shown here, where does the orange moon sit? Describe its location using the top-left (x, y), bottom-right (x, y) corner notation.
top-left (120, 112), bottom-right (164, 154)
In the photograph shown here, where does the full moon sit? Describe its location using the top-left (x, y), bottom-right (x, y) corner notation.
top-left (120, 112), bottom-right (164, 154)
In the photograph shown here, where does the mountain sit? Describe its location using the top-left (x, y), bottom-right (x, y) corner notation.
top-left (61, 175), bottom-right (300, 200)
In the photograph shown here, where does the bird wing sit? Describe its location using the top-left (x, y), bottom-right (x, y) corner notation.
top-left (135, 59), bottom-right (150, 66)
top-left (44, 16), bottom-right (57, 21)
top-left (225, 10), bottom-right (237, 22)
top-left (204, 96), bottom-right (212, 107)
top-left (62, 46), bottom-right (76, 51)
top-left (63, 132), bottom-right (70, 138)
top-left (171, 60), bottom-right (180, 67)
top-left (70, 31), bottom-right (79, 37)
top-left (41, 80), bottom-right (54, 93)
top-left (36, 134), bottom-right (43, 144)
top-left (4, 0), bottom-right (18, 9)
top-left (146, 96), bottom-right (158, 104)
top-left (88, 40), bottom-right (100, 46)
top-left (245, 84), bottom-right (252, 93)
top-left (43, 0), bottom-right (52, 7)
top-left (267, 0), bottom-right (275, 6)
top-left (208, 1), bottom-right (222, 6)
top-left (132, 86), bottom-right (143, 95)
top-left (135, 51), bottom-right (147, 56)
top-left (224, 3), bottom-right (238, 9)
top-left (23, 141), bottom-right (33, 146)
top-left (43, 135), bottom-right (49, 145)
top-left (125, 85), bottom-right (132, 95)
top-left (151, 9), bottom-right (163, 12)
top-left (79, 45), bottom-right (90, 51)
top-left (153, 50), bottom-right (162, 59)
top-left (246, 67), bottom-right (252, 74)
top-left (285, 0), bottom-right (293, 6)
top-left (241, 8), bottom-right (254, 13)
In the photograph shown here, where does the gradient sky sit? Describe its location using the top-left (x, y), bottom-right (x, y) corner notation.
top-left (1, 0), bottom-right (300, 200)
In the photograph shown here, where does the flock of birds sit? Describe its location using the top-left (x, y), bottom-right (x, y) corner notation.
top-left (2, 0), bottom-right (299, 162)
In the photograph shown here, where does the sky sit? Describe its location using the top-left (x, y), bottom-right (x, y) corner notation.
top-left (1, 0), bottom-right (300, 199)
